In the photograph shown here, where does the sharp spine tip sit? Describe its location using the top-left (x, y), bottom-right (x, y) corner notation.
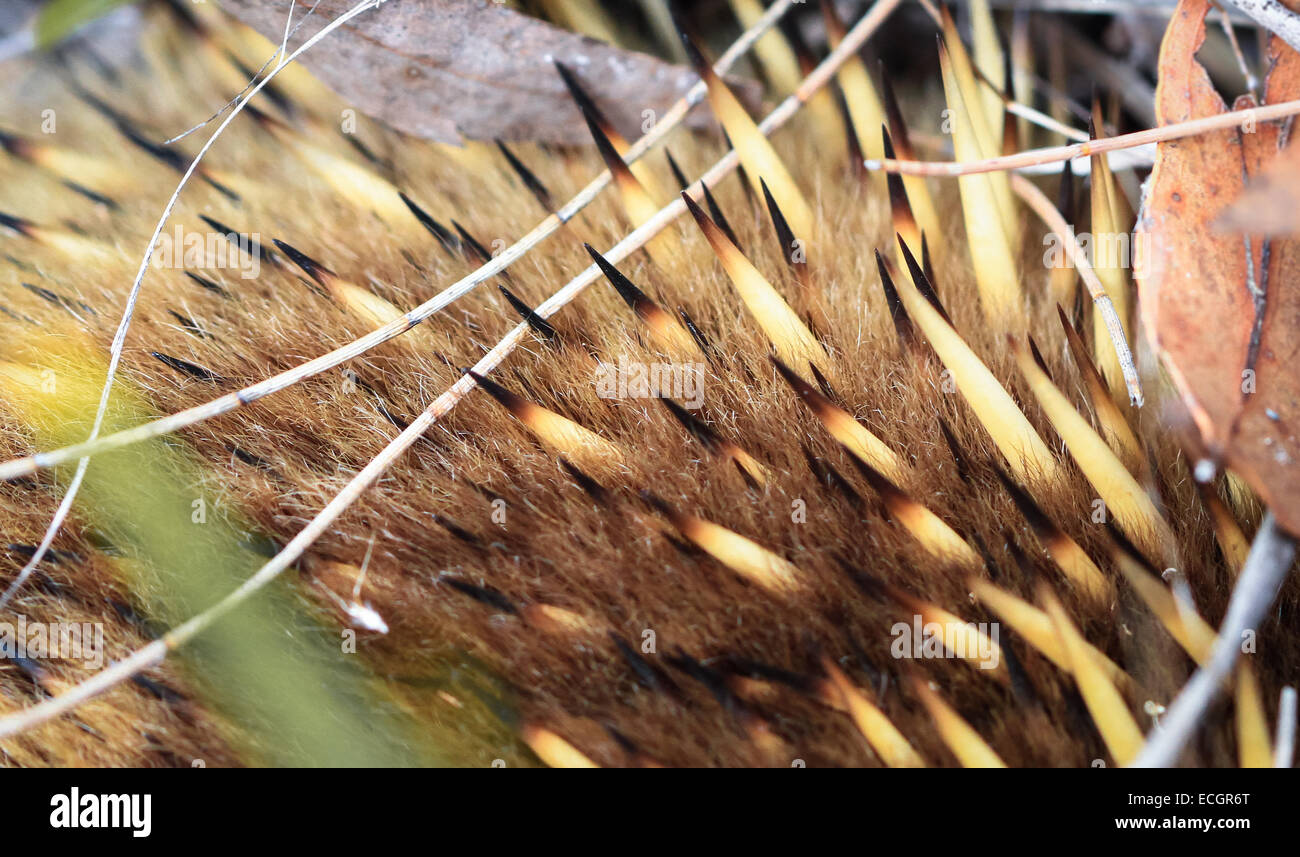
top-left (498, 285), bottom-right (558, 343)
top-left (440, 576), bottom-right (518, 614)
top-left (896, 234), bottom-right (951, 324)
top-left (0, 212), bottom-right (35, 237)
top-left (272, 239), bottom-right (333, 285)
top-left (495, 140), bottom-right (553, 211)
top-left (398, 192), bottom-right (460, 255)
top-left (150, 351), bottom-right (223, 383)
top-left (554, 60), bottom-right (621, 144)
top-left (665, 149), bottom-right (690, 190)
top-left (559, 458), bottom-right (610, 505)
top-left (585, 244), bottom-right (654, 314)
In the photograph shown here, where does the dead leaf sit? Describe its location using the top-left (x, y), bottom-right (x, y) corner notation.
top-left (222, 0), bottom-right (751, 144)
top-left (1215, 140), bottom-right (1300, 235)
top-left (1137, 0), bottom-right (1300, 535)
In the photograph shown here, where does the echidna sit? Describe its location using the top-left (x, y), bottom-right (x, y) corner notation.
top-left (0, 0), bottom-right (1296, 770)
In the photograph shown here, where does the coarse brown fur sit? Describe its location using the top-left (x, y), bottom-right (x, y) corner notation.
top-left (0, 1), bottom-right (1296, 767)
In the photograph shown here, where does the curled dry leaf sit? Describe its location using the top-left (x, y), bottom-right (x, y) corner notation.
top-left (1136, 0), bottom-right (1300, 535)
top-left (222, 0), bottom-right (752, 144)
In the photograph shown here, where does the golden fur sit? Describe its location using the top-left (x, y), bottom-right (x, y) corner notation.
top-left (0, 2), bottom-right (1294, 767)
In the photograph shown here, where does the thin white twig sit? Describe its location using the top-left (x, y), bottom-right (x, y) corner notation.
top-left (0, 0), bottom-right (798, 484)
top-left (1222, 0), bottom-right (1300, 54)
top-left (162, 0), bottom-right (323, 146)
top-left (351, 533), bottom-right (376, 603)
top-left (1132, 512), bottom-right (1297, 767)
top-left (1276, 686), bottom-right (1297, 768)
top-left (862, 99), bottom-right (1300, 177)
top-left (1014, 145), bottom-right (1156, 175)
top-left (1215, 1), bottom-right (1260, 99)
top-left (0, 0), bottom-right (377, 611)
top-left (1010, 173), bottom-right (1143, 406)
top-left (0, 464), bottom-right (86, 609)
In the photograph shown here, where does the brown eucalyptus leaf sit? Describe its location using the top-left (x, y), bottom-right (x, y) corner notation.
top-left (1136, 0), bottom-right (1300, 535)
top-left (223, 0), bottom-right (750, 144)
top-left (1215, 141), bottom-right (1300, 236)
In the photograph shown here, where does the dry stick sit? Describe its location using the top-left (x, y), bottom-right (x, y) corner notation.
top-left (977, 0), bottom-right (1250, 21)
top-left (1007, 96), bottom-right (1089, 144)
top-left (1224, 0), bottom-right (1300, 54)
top-left (0, 0), bottom-right (903, 740)
top-left (905, 131), bottom-right (1155, 175)
top-left (985, 80), bottom-right (1086, 144)
top-left (1215, 0), bottom-right (1260, 99)
top-left (1010, 173), bottom-right (1143, 406)
top-left (1277, 686), bottom-right (1297, 768)
top-left (163, 0), bottom-right (326, 146)
top-left (0, 0), bottom-right (355, 611)
top-left (864, 97), bottom-right (1300, 177)
top-left (1132, 512), bottom-right (1297, 767)
top-left (1014, 145), bottom-right (1156, 176)
top-left (0, 0), bottom-right (798, 486)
